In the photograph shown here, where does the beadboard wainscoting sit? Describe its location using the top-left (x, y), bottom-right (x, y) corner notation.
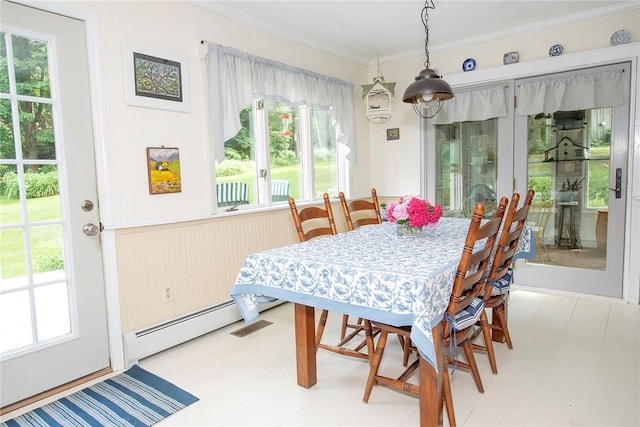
top-left (115, 200), bottom-right (350, 360)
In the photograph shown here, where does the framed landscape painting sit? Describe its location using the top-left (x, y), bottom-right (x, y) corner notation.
top-left (146, 147), bottom-right (182, 194)
top-left (123, 42), bottom-right (190, 112)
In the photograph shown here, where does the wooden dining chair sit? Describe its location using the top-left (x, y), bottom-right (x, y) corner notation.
top-left (529, 198), bottom-right (554, 263)
top-left (362, 200), bottom-right (507, 426)
top-left (336, 189), bottom-right (383, 344)
top-left (288, 194), bottom-right (370, 360)
top-left (338, 188), bottom-right (382, 231)
top-left (474, 189), bottom-right (535, 358)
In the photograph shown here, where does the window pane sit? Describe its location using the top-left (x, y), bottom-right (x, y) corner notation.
top-left (269, 102), bottom-right (299, 202)
top-left (0, 227), bottom-right (27, 283)
top-left (24, 165), bottom-right (61, 221)
top-left (0, 33), bottom-right (9, 93)
top-left (0, 290), bottom-right (33, 352)
top-left (525, 109), bottom-right (606, 271)
top-left (12, 35), bottom-right (50, 98)
top-left (30, 224), bottom-right (65, 278)
top-left (586, 108), bottom-right (611, 209)
top-left (20, 101), bottom-right (55, 160)
top-left (0, 98), bottom-right (15, 159)
top-left (34, 282), bottom-right (70, 341)
top-left (435, 119), bottom-right (498, 218)
top-left (216, 106), bottom-right (257, 208)
top-left (311, 109), bottom-right (337, 198)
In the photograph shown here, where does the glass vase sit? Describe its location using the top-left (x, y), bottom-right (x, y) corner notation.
top-left (396, 222), bottom-right (423, 237)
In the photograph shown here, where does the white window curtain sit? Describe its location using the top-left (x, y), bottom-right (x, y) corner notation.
top-left (205, 42), bottom-right (357, 162)
top-left (431, 86), bottom-right (507, 125)
top-left (515, 70), bottom-right (624, 115)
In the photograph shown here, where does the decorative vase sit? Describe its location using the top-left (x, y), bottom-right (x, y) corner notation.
top-left (396, 222), bottom-right (423, 237)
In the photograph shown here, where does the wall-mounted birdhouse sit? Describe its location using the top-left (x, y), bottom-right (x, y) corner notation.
top-left (362, 75), bottom-right (395, 124)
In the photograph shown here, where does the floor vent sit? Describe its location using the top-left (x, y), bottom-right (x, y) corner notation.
top-left (230, 320), bottom-right (273, 337)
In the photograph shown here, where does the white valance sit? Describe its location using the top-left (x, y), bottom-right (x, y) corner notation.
top-left (205, 43), bottom-right (357, 162)
top-left (515, 70), bottom-right (624, 115)
top-left (431, 86), bottom-right (507, 125)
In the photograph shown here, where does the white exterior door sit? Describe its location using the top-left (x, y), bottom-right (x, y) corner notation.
top-left (1, 1), bottom-right (109, 406)
top-left (513, 63), bottom-right (630, 298)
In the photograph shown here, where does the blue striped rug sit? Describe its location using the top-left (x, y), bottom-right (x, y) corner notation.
top-left (2, 365), bottom-right (198, 427)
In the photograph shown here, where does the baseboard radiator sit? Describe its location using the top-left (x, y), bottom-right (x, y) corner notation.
top-left (123, 299), bottom-right (284, 366)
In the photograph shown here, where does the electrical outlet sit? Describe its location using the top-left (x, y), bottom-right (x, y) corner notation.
top-left (162, 285), bottom-right (174, 303)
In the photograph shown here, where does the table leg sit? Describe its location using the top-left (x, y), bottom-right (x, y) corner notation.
top-left (294, 303), bottom-right (317, 388)
top-left (419, 321), bottom-right (444, 427)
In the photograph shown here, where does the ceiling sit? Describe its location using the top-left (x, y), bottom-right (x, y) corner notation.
top-left (192, 1), bottom-right (634, 65)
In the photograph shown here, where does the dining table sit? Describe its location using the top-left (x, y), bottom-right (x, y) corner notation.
top-left (230, 217), bottom-right (535, 427)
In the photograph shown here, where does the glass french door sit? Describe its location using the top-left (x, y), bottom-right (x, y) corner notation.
top-left (513, 63), bottom-right (630, 297)
top-left (427, 85), bottom-right (514, 219)
top-left (1, 1), bottom-right (109, 407)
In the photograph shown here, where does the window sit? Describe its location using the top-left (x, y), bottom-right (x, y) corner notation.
top-left (215, 99), bottom-right (339, 207)
top-left (435, 119), bottom-right (499, 218)
top-left (204, 43), bottom-right (355, 210)
top-left (430, 85), bottom-right (509, 218)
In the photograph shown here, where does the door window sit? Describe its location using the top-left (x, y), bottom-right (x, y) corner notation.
top-left (0, 32), bottom-right (71, 355)
top-left (435, 119), bottom-right (498, 218)
top-left (526, 108), bottom-right (612, 270)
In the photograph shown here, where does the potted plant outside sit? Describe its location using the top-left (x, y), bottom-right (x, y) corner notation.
top-left (558, 177), bottom-right (584, 202)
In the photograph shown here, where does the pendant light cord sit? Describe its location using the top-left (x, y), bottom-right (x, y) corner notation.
top-left (422, 0), bottom-right (436, 70)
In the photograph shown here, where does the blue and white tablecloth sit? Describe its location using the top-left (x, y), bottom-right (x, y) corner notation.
top-left (230, 218), bottom-right (534, 371)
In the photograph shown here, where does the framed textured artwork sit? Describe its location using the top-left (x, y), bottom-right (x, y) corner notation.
top-left (123, 42), bottom-right (190, 112)
top-left (146, 147), bottom-right (182, 194)
top-left (386, 128), bottom-right (400, 140)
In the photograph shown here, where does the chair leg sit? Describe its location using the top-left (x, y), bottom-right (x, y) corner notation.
top-left (363, 329), bottom-right (388, 403)
top-left (340, 314), bottom-right (349, 340)
top-left (315, 309), bottom-right (329, 349)
top-left (480, 311), bottom-right (498, 374)
top-left (494, 305), bottom-right (513, 349)
top-left (443, 367), bottom-right (456, 427)
top-left (461, 341), bottom-right (484, 393)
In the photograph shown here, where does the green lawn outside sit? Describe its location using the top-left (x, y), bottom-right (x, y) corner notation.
top-left (216, 158), bottom-right (337, 203)
top-left (1, 196), bottom-right (63, 278)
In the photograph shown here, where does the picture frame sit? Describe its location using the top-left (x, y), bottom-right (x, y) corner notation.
top-left (386, 128), bottom-right (400, 140)
top-left (123, 42), bottom-right (190, 112)
top-left (146, 147), bottom-right (182, 194)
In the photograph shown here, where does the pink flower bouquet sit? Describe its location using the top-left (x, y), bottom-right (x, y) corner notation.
top-left (386, 195), bottom-right (443, 228)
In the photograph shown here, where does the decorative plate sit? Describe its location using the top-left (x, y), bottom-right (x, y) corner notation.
top-left (462, 58), bottom-right (476, 72)
top-left (549, 44), bottom-right (564, 57)
top-left (610, 29), bottom-right (631, 46)
top-left (503, 51), bottom-right (519, 65)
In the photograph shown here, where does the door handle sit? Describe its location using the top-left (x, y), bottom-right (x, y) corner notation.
top-left (83, 223), bottom-right (100, 236)
top-left (608, 168), bottom-right (622, 199)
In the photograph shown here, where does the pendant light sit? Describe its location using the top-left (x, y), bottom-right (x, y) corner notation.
top-left (403, 0), bottom-right (453, 119)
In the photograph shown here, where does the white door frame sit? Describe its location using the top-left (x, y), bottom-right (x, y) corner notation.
top-left (425, 44), bottom-right (640, 304)
top-left (16, 0), bottom-right (124, 371)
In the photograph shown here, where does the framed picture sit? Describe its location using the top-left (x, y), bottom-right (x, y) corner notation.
top-left (386, 128), bottom-right (400, 140)
top-left (146, 147), bottom-right (182, 194)
top-left (123, 42), bottom-right (190, 112)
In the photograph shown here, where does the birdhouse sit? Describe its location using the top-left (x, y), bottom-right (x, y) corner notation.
top-left (362, 76), bottom-right (395, 124)
top-left (544, 135), bottom-right (589, 161)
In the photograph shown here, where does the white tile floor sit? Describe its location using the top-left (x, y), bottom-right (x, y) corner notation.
top-left (3, 288), bottom-right (639, 426)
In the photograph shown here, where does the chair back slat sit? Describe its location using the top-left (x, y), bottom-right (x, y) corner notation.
top-left (486, 189), bottom-right (535, 297)
top-left (446, 198), bottom-right (508, 322)
top-left (339, 188), bottom-right (382, 231)
top-left (289, 193), bottom-right (337, 242)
